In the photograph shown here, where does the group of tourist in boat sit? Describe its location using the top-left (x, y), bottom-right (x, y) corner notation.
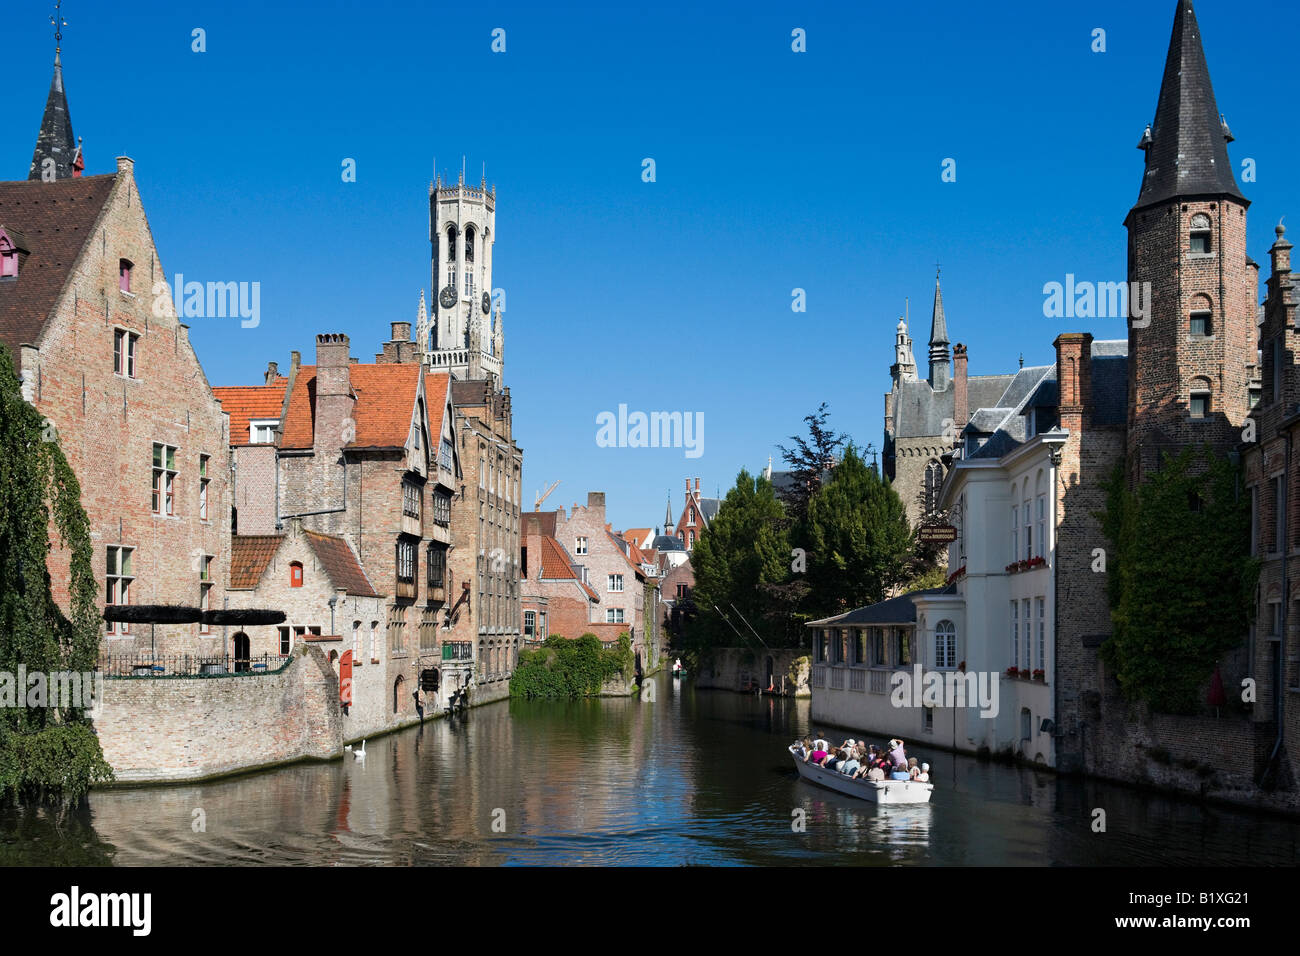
top-left (793, 734), bottom-right (930, 784)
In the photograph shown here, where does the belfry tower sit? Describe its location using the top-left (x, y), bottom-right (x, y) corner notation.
top-left (418, 164), bottom-right (505, 384)
top-left (1125, 0), bottom-right (1257, 478)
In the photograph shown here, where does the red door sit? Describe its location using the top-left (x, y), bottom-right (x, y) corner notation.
top-left (339, 650), bottom-right (353, 706)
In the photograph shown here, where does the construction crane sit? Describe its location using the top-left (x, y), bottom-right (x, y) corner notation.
top-left (534, 480), bottom-right (560, 512)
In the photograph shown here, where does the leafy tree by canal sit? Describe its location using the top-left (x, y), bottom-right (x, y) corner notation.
top-left (0, 345), bottom-right (114, 806)
top-left (1099, 448), bottom-right (1258, 715)
top-left (510, 633), bottom-right (633, 699)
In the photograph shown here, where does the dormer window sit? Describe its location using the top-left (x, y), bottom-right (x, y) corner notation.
top-left (249, 419), bottom-right (279, 443)
top-left (1189, 213), bottom-right (1212, 255)
top-left (0, 233), bottom-right (17, 278)
top-left (119, 259), bottom-right (134, 293)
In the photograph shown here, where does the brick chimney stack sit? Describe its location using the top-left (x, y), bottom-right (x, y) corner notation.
top-left (694, 477), bottom-right (700, 493)
top-left (1054, 333), bottom-right (1093, 434)
top-left (314, 333), bottom-right (353, 452)
top-left (952, 343), bottom-right (969, 440)
top-left (264, 361), bottom-right (279, 385)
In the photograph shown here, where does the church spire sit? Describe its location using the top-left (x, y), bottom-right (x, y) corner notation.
top-left (928, 269), bottom-right (950, 390)
top-left (29, 2), bottom-right (77, 182)
top-left (664, 494), bottom-right (674, 533)
top-left (1131, 0), bottom-right (1245, 215)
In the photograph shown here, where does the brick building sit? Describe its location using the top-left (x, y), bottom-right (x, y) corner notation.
top-left (670, 477), bottom-right (722, 552)
top-left (2, 48), bottom-right (231, 662)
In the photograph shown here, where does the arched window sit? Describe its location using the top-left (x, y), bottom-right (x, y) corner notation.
top-left (934, 620), bottom-right (956, 669)
top-left (290, 561), bottom-right (303, 587)
top-left (394, 675), bottom-right (406, 715)
top-left (233, 632), bottom-right (251, 671)
top-left (119, 259), bottom-right (133, 293)
top-left (1190, 212), bottom-right (1212, 255)
top-left (465, 226), bottom-right (475, 263)
top-left (1190, 293), bottom-right (1213, 337)
top-left (924, 460), bottom-right (944, 513)
top-left (445, 226), bottom-right (457, 262)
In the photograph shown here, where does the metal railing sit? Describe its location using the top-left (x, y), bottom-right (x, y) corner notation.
top-left (849, 669), bottom-right (866, 692)
top-left (811, 665), bottom-right (826, 688)
top-left (441, 642), bottom-right (473, 661)
top-left (828, 668), bottom-right (845, 690)
top-left (98, 653), bottom-right (289, 677)
top-left (869, 670), bottom-right (887, 695)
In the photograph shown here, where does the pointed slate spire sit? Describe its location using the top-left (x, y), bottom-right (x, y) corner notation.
top-left (928, 270), bottom-right (950, 389)
top-left (28, 51), bottom-right (77, 181)
top-left (664, 495), bottom-right (674, 532)
top-left (1132, 0), bottom-right (1245, 213)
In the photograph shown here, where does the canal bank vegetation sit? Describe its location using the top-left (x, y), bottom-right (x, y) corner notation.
top-left (684, 405), bottom-right (933, 657)
top-left (510, 634), bottom-right (634, 699)
top-left (0, 347), bottom-right (114, 807)
top-left (1099, 448), bottom-right (1258, 715)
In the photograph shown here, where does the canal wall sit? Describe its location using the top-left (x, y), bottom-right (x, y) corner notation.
top-left (694, 648), bottom-right (810, 697)
top-left (96, 642), bottom-right (344, 783)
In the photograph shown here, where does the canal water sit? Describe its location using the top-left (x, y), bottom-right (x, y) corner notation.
top-left (2, 672), bottom-right (1297, 865)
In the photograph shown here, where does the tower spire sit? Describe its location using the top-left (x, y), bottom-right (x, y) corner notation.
top-left (664, 494), bottom-right (674, 532)
top-left (1131, 0), bottom-right (1245, 214)
top-left (928, 269), bottom-right (950, 389)
top-left (29, 1), bottom-right (76, 181)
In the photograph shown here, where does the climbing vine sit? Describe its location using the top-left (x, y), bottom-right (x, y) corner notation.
top-left (0, 346), bottom-right (114, 805)
top-left (510, 633), bottom-right (632, 699)
top-left (1098, 447), bottom-right (1258, 715)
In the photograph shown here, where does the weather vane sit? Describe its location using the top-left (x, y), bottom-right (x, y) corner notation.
top-left (51, 0), bottom-right (67, 52)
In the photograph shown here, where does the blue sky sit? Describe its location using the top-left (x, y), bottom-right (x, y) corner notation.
top-left (4, 0), bottom-right (1295, 530)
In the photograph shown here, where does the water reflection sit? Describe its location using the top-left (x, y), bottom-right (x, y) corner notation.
top-left (0, 672), bottom-right (1295, 865)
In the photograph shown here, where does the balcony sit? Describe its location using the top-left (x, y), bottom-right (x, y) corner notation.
top-left (442, 641), bottom-right (473, 661)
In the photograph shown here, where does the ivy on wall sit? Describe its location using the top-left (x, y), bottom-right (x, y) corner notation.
top-left (1098, 447), bottom-right (1258, 715)
top-left (0, 346), bottom-right (114, 805)
top-left (509, 633), bottom-right (632, 699)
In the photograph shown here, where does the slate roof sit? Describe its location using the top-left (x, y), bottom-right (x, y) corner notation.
top-left (213, 382), bottom-right (287, 446)
top-left (0, 174), bottom-right (116, 361)
top-left (304, 531), bottom-right (379, 597)
top-left (279, 363), bottom-right (424, 451)
top-left (892, 373), bottom-right (1016, 440)
top-left (929, 276), bottom-right (948, 347)
top-left (28, 55), bottom-right (77, 181)
top-left (807, 585), bottom-right (954, 627)
top-left (229, 535), bottom-right (283, 589)
top-left (1132, 0), bottom-right (1245, 213)
top-left (699, 497), bottom-right (723, 523)
top-left (652, 534), bottom-right (685, 552)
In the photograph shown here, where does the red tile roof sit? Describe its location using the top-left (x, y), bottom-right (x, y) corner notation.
top-left (213, 383), bottom-right (287, 446)
top-left (279, 362), bottom-right (424, 451)
top-left (230, 535), bottom-right (284, 589)
top-left (304, 531), bottom-right (379, 597)
top-left (0, 174), bottom-right (117, 362)
top-left (538, 536), bottom-right (600, 603)
top-left (424, 371), bottom-right (450, 440)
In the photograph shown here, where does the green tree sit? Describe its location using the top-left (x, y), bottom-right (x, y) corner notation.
top-left (688, 469), bottom-right (790, 650)
top-left (804, 445), bottom-right (914, 614)
top-left (1099, 448), bottom-right (1257, 714)
top-left (775, 402), bottom-right (845, 529)
top-left (0, 345), bottom-right (113, 805)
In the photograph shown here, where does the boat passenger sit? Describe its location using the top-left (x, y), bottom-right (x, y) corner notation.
top-left (889, 738), bottom-right (907, 768)
top-left (841, 752), bottom-right (860, 776)
top-left (866, 763), bottom-right (886, 782)
top-left (808, 746), bottom-right (829, 765)
top-left (915, 762), bottom-right (931, 784)
top-left (813, 733), bottom-right (831, 751)
top-left (907, 757), bottom-right (920, 780)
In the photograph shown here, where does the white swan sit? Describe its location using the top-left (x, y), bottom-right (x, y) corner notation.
top-left (353, 739), bottom-right (366, 761)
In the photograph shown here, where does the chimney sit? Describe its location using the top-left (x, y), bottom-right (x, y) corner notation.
top-left (392, 320), bottom-right (411, 341)
top-left (314, 333), bottom-right (353, 452)
top-left (695, 477), bottom-right (700, 493)
top-left (952, 344), bottom-right (969, 437)
top-left (1053, 333), bottom-right (1093, 433)
top-left (264, 361), bottom-right (279, 385)
top-left (116, 156), bottom-right (134, 175)
top-left (587, 491), bottom-right (606, 513)
top-left (1271, 223), bottom-right (1292, 279)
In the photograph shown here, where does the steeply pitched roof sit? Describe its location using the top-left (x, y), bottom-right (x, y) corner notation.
top-left (213, 382), bottom-right (287, 446)
top-left (230, 535), bottom-right (284, 589)
top-left (304, 530), bottom-right (379, 597)
top-left (1132, 0), bottom-right (1245, 213)
top-left (29, 54), bottom-right (77, 182)
top-left (424, 371), bottom-right (451, 439)
top-left (929, 275), bottom-right (948, 347)
top-left (537, 535), bottom-right (600, 602)
top-left (279, 362), bottom-right (424, 451)
top-left (0, 174), bottom-right (116, 360)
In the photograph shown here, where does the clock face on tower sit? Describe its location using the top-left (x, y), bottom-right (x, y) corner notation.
top-left (481, 292), bottom-right (491, 315)
top-left (439, 286), bottom-right (457, 309)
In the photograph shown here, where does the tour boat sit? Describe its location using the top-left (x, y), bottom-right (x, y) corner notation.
top-left (788, 745), bottom-right (934, 805)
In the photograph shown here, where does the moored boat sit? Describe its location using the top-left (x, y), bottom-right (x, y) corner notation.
top-left (788, 745), bottom-right (933, 805)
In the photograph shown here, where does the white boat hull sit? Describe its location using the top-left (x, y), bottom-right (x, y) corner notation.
top-left (789, 746), bottom-right (933, 804)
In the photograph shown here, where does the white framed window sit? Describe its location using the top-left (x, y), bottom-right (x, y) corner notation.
top-left (1036, 597), bottom-right (1046, 672)
top-left (1011, 505), bottom-right (1019, 564)
top-left (113, 328), bottom-right (138, 378)
top-left (353, 621), bottom-right (361, 659)
top-left (1011, 601), bottom-right (1019, 670)
top-left (1023, 495), bottom-right (1032, 560)
top-left (608, 574), bottom-right (624, 592)
top-left (1190, 391), bottom-right (1210, 419)
top-left (106, 545), bottom-right (135, 635)
top-left (199, 454), bottom-right (210, 521)
top-left (369, 621), bottom-right (379, 662)
top-left (403, 481), bottom-right (421, 519)
top-left (1021, 599), bottom-right (1031, 668)
top-left (575, 536), bottom-right (588, 555)
top-left (606, 608), bottom-right (625, 624)
top-left (152, 443), bottom-right (176, 515)
top-left (1036, 494), bottom-right (1046, 560)
top-left (935, 620), bottom-right (956, 669)
top-left (249, 419), bottom-right (278, 444)
top-left (524, 610), bottom-right (536, 639)
top-left (1189, 212), bottom-right (1212, 255)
